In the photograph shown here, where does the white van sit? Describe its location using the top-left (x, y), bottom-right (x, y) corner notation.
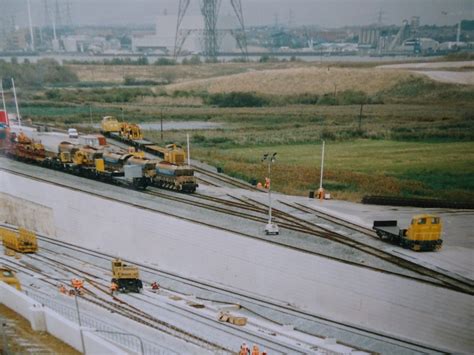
top-left (68, 128), bottom-right (78, 138)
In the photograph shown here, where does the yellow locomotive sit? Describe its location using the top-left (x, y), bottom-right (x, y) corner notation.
top-left (0, 267), bottom-right (21, 290)
top-left (111, 258), bottom-right (143, 293)
top-left (0, 227), bottom-right (38, 253)
top-left (373, 214), bottom-right (443, 251)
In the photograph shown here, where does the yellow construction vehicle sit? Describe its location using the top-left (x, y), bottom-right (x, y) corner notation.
top-left (373, 214), bottom-right (443, 251)
top-left (120, 123), bottom-right (143, 140)
top-left (0, 227), bottom-right (38, 253)
top-left (100, 116), bottom-right (122, 134)
top-left (111, 258), bottom-right (143, 293)
top-left (0, 267), bottom-right (22, 290)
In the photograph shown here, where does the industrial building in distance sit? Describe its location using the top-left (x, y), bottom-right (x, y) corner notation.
top-left (0, 0), bottom-right (473, 59)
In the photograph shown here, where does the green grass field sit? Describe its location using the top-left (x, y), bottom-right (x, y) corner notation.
top-left (191, 140), bottom-right (474, 201)
top-left (9, 60), bottom-right (473, 202)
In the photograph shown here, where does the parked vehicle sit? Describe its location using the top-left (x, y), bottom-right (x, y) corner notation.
top-left (373, 214), bottom-right (443, 251)
top-left (68, 128), bottom-right (78, 138)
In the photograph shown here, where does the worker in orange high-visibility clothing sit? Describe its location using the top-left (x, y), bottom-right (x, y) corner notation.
top-left (71, 278), bottom-right (84, 291)
top-left (264, 177), bottom-right (270, 189)
top-left (251, 344), bottom-right (260, 355)
top-left (110, 282), bottom-right (118, 295)
top-left (58, 284), bottom-right (67, 294)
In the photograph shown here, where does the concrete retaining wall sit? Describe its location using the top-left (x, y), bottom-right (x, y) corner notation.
top-left (0, 282), bottom-right (45, 330)
top-left (43, 308), bottom-right (127, 354)
top-left (0, 283), bottom-right (127, 354)
top-left (0, 192), bottom-right (56, 237)
top-left (1, 171), bottom-right (473, 353)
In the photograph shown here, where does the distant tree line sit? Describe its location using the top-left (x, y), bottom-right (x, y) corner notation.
top-left (0, 58), bottom-right (78, 88)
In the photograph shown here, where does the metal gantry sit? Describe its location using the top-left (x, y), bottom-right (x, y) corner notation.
top-left (174, 0), bottom-right (248, 60)
top-left (200, 0), bottom-right (221, 60)
top-left (174, 0), bottom-right (191, 57)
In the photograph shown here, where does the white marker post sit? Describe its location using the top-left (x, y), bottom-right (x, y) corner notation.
top-left (319, 140), bottom-right (325, 190)
top-left (0, 80), bottom-right (6, 115)
top-left (11, 78), bottom-right (21, 127)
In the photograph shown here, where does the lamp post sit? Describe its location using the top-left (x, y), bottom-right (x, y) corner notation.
top-left (262, 152), bottom-right (279, 235)
top-left (317, 140), bottom-right (326, 200)
top-left (54, 278), bottom-right (86, 353)
top-left (11, 78), bottom-right (21, 127)
top-left (73, 290), bottom-right (86, 354)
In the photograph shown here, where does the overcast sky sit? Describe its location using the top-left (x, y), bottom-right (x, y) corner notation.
top-left (3, 0), bottom-right (473, 28)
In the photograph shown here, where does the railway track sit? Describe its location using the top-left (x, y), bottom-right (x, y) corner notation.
top-left (15, 231), bottom-right (446, 355)
top-left (24, 252), bottom-right (228, 352)
top-left (0, 237), bottom-right (330, 354)
top-left (192, 166), bottom-right (262, 192)
top-left (2, 163), bottom-right (473, 296)
top-left (242, 197), bottom-right (474, 295)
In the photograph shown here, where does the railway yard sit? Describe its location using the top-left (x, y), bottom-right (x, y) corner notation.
top-left (0, 123), bottom-right (473, 354)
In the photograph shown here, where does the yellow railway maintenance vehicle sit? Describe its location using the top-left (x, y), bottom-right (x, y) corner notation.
top-left (111, 258), bottom-right (143, 293)
top-left (100, 116), bottom-right (188, 166)
top-left (0, 227), bottom-right (38, 253)
top-left (0, 267), bottom-right (22, 290)
top-left (100, 116), bottom-right (123, 134)
top-left (373, 214), bottom-right (443, 251)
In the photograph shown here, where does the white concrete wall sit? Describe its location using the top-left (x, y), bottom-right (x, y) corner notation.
top-left (0, 282), bottom-right (127, 354)
top-left (0, 192), bottom-right (56, 237)
top-left (0, 282), bottom-right (45, 330)
top-left (1, 171), bottom-right (473, 353)
top-left (43, 308), bottom-right (128, 354)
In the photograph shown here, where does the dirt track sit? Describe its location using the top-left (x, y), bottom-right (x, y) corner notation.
top-left (413, 70), bottom-right (474, 84)
top-left (377, 61), bottom-right (474, 69)
top-left (378, 61), bottom-right (474, 85)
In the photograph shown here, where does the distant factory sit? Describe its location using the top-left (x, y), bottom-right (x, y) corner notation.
top-left (131, 13), bottom-right (241, 55)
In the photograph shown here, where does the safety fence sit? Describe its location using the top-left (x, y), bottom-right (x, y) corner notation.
top-left (27, 289), bottom-right (176, 355)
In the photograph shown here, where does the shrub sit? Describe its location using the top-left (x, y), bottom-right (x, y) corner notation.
top-left (318, 94), bottom-right (337, 105)
top-left (182, 55), bottom-right (202, 65)
top-left (338, 90), bottom-right (368, 105)
top-left (0, 58), bottom-right (78, 87)
top-left (205, 92), bottom-right (268, 107)
top-left (123, 76), bottom-right (162, 86)
top-left (155, 58), bottom-right (177, 66)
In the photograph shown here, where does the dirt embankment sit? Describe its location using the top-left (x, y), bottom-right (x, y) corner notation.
top-left (0, 305), bottom-right (79, 354)
top-left (166, 67), bottom-right (416, 95)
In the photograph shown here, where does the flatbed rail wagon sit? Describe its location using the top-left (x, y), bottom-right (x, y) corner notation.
top-left (0, 227), bottom-right (38, 253)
